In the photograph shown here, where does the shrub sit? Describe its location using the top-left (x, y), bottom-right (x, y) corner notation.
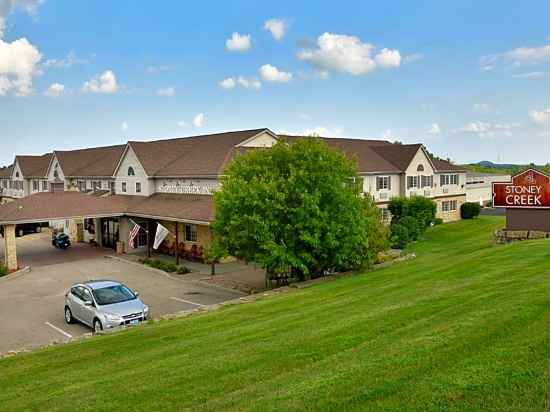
top-left (461, 202), bottom-right (481, 219)
top-left (433, 218), bottom-right (444, 225)
top-left (177, 266), bottom-right (191, 275)
top-left (0, 265), bottom-right (8, 277)
top-left (388, 198), bottom-right (409, 223)
top-left (390, 224), bottom-right (410, 249)
top-left (407, 196), bottom-right (437, 230)
top-left (400, 216), bottom-right (420, 241)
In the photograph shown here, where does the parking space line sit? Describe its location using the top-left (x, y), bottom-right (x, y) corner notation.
top-left (45, 322), bottom-right (73, 339)
top-left (170, 297), bottom-right (206, 307)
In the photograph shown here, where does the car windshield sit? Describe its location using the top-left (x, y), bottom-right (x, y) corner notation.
top-left (92, 285), bottom-right (136, 305)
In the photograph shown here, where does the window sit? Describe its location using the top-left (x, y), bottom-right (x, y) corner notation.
top-left (81, 288), bottom-right (93, 304)
top-left (442, 200), bottom-right (458, 212)
top-left (109, 181), bottom-right (115, 193)
top-left (440, 174), bottom-right (459, 186)
top-left (122, 182), bottom-right (127, 193)
top-left (128, 167), bottom-right (135, 176)
top-left (78, 181), bottom-right (86, 192)
top-left (33, 180), bottom-right (39, 191)
top-left (185, 224), bottom-right (198, 242)
top-left (421, 175), bottom-right (433, 188)
top-left (407, 176), bottom-right (419, 189)
top-left (92, 181), bottom-right (101, 191)
top-left (376, 176), bottom-right (391, 191)
top-left (136, 182), bottom-right (142, 193)
top-left (417, 164), bottom-right (425, 172)
top-left (42, 180), bottom-right (48, 191)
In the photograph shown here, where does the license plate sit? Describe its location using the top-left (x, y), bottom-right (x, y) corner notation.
top-left (129, 319), bottom-right (139, 325)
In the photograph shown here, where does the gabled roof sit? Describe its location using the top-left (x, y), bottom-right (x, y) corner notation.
top-left (370, 144), bottom-right (423, 171)
top-left (129, 128), bottom-right (271, 177)
top-left (0, 165), bottom-right (13, 178)
top-left (431, 159), bottom-right (468, 172)
top-left (15, 154), bottom-right (53, 178)
top-left (53, 145), bottom-right (126, 177)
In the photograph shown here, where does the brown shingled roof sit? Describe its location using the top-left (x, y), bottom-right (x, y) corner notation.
top-left (431, 159), bottom-right (467, 172)
top-left (129, 128), bottom-right (269, 177)
top-left (0, 165), bottom-right (13, 178)
top-left (15, 154), bottom-right (53, 178)
top-left (0, 192), bottom-right (214, 224)
top-left (54, 145), bottom-right (126, 177)
top-left (370, 144), bottom-right (424, 171)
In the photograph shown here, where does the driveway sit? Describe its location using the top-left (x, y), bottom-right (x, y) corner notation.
top-left (0, 230), bottom-right (111, 268)
top-left (0, 256), bottom-right (244, 355)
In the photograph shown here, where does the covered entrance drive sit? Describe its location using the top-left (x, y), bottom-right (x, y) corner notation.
top-left (0, 191), bottom-right (214, 272)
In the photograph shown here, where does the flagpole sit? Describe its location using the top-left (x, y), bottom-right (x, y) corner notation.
top-left (147, 220), bottom-right (151, 258)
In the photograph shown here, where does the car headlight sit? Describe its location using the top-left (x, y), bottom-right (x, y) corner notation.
top-left (143, 306), bottom-right (149, 316)
top-left (104, 313), bottom-right (122, 322)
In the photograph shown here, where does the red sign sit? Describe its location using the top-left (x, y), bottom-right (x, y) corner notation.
top-left (493, 169), bottom-right (550, 209)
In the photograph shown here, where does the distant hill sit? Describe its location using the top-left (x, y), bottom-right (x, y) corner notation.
top-left (467, 161), bottom-right (550, 175)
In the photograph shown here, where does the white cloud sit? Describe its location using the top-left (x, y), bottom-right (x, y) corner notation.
top-left (44, 83), bottom-right (64, 97)
top-left (225, 32), bottom-right (251, 51)
top-left (146, 64), bottom-right (175, 74)
top-left (457, 121), bottom-right (519, 139)
top-left (177, 120), bottom-right (187, 127)
top-left (374, 48), bottom-right (402, 68)
top-left (264, 18), bottom-right (288, 41)
top-left (403, 53), bottom-right (423, 64)
top-left (259, 64), bottom-right (292, 82)
top-left (513, 71), bottom-right (546, 79)
top-left (481, 44), bottom-right (550, 69)
top-left (381, 129), bottom-right (395, 140)
top-left (121, 121), bottom-right (128, 132)
top-left (219, 77), bottom-right (236, 89)
top-left (529, 108), bottom-right (550, 125)
top-left (82, 70), bottom-right (118, 94)
top-left (298, 33), bottom-right (402, 76)
top-left (43, 52), bottom-right (88, 69)
top-left (0, 0), bottom-right (42, 39)
top-left (473, 103), bottom-right (492, 113)
top-left (193, 113), bottom-right (205, 128)
top-left (0, 37), bottom-right (42, 96)
top-left (279, 126), bottom-right (344, 137)
top-left (428, 123), bottom-right (441, 136)
top-left (237, 76), bottom-right (261, 90)
top-left (156, 87), bottom-right (175, 96)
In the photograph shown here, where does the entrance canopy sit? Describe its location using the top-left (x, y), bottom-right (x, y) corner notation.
top-left (0, 192), bottom-right (214, 226)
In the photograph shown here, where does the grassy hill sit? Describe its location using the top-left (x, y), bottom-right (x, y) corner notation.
top-left (1, 216), bottom-right (550, 411)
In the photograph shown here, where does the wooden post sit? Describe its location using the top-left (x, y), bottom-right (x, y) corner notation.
top-left (147, 220), bottom-right (152, 258)
top-left (175, 221), bottom-right (180, 266)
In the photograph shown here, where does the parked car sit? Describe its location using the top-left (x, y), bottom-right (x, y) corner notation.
top-left (0, 222), bottom-right (47, 238)
top-left (52, 233), bottom-right (71, 249)
top-left (64, 280), bottom-right (149, 333)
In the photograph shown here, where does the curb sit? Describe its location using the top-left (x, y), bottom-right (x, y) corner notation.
top-left (0, 266), bottom-right (31, 284)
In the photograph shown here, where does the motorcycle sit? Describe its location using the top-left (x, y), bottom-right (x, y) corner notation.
top-left (52, 233), bottom-right (71, 249)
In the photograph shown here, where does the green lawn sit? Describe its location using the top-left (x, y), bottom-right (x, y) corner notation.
top-left (2, 216), bottom-right (550, 411)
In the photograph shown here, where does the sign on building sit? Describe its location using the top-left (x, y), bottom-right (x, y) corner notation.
top-left (493, 169), bottom-right (550, 209)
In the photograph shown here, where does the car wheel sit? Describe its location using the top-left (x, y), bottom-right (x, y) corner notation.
top-left (93, 319), bottom-right (103, 333)
top-left (64, 306), bottom-right (74, 324)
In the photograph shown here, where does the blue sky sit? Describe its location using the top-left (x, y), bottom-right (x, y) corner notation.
top-left (1, 0), bottom-right (550, 166)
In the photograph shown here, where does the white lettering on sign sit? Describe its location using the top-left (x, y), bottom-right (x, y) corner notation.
top-left (158, 181), bottom-right (219, 195)
top-left (504, 185), bottom-right (543, 206)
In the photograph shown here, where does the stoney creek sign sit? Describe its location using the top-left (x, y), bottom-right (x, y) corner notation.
top-left (493, 169), bottom-right (550, 209)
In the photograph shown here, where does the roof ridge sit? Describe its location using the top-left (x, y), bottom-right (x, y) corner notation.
top-left (130, 128), bottom-right (269, 145)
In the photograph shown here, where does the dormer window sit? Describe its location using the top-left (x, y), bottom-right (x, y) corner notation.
top-left (417, 164), bottom-right (425, 172)
top-left (15, 172), bottom-right (19, 178)
top-left (128, 167), bottom-right (135, 176)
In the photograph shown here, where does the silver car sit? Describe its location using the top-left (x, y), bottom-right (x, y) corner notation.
top-left (64, 280), bottom-right (149, 333)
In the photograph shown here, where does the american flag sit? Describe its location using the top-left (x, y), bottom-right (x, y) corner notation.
top-left (129, 220), bottom-right (141, 249)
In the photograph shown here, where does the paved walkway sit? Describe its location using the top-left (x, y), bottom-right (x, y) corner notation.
top-left (122, 251), bottom-right (268, 293)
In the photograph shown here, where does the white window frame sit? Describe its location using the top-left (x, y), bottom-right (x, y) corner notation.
top-left (376, 175), bottom-right (391, 191)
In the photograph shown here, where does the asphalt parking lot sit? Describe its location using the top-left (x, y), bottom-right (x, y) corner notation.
top-left (0, 246), bottom-right (244, 355)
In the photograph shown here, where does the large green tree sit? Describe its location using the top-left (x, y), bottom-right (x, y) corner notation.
top-left (213, 137), bottom-right (388, 280)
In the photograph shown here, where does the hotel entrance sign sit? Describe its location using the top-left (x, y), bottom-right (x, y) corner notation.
top-left (493, 169), bottom-right (550, 209)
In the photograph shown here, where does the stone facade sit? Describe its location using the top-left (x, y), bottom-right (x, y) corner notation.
top-left (434, 195), bottom-right (466, 223)
top-left (3, 225), bottom-right (18, 271)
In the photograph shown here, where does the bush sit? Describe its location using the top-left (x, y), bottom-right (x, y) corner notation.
top-left (407, 196), bottom-right (437, 230)
top-left (177, 266), bottom-right (191, 275)
top-left (390, 224), bottom-right (409, 249)
top-left (0, 265), bottom-right (8, 277)
top-left (400, 216), bottom-right (420, 241)
top-left (140, 258), bottom-right (183, 273)
top-left (388, 198), bottom-right (409, 223)
top-left (461, 202), bottom-right (481, 219)
top-left (433, 218), bottom-right (444, 225)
